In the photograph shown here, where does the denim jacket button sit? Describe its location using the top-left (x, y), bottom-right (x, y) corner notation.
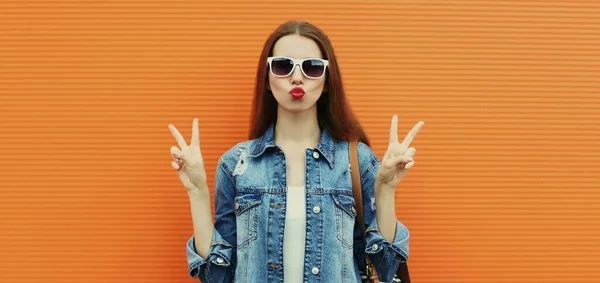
top-left (372, 244), bottom-right (379, 251)
top-left (312, 206), bottom-right (321, 214)
top-left (312, 267), bottom-right (319, 275)
top-left (216, 257), bottom-right (224, 264)
top-left (312, 151), bottom-right (320, 159)
top-left (235, 199), bottom-right (239, 210)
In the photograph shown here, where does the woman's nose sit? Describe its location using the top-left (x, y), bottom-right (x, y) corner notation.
top-left (290, 65), bottom-right (304, 84)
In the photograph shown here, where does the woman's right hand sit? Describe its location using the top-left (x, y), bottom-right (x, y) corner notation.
top-left (168, 118), bottom-right (208, 193)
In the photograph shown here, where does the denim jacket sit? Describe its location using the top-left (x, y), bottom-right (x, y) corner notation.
top-left (186, 124), bottom-right (410, 282)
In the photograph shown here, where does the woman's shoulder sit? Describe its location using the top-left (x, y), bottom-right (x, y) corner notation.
top-left (216, 138), bottom-right (258, 172)
top-left (357, 141), bottom-right (381, 176)
top-left (334, 139), bottom-right (380, 175)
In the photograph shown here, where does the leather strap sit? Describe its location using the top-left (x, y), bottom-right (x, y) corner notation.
top-left (349, 140), bottom-right (364, 236)
top-left (349, 140), bottom-right (411, 283)
top-left (349, 140), bottom-right (380, 283)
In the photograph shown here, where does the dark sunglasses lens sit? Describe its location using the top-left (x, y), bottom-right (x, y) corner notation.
top-left (271, 58), bottom-right (294, 76)
top-left (302, 59), bottom-right (325, 78)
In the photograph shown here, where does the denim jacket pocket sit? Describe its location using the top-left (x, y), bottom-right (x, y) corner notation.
top-left (234, 192), bottom-right (262, 249)
top-left (332, 193), bottom-right (357, 249)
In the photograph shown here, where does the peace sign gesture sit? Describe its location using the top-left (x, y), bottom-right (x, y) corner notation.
top-left (168, 118), bottom-right (207, 192)
top-left (376, 115), bottom-right (425, 190)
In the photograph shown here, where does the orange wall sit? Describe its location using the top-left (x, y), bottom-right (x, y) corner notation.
top-left (1, 1), bottom-right (599, 282)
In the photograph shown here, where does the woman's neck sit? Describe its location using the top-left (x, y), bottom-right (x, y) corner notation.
top-left (274, 106), bottom-right (321, 149)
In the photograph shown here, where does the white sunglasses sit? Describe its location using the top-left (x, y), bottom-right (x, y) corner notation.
top-left (267, 56), bottom-right (329, 79)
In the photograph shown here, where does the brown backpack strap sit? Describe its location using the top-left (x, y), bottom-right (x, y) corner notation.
top-left (349, 140), bottom-right (380, 282)
top-left (350, 140), bottom-right (411, 283)
top-left (349, 140), bottom-right (364, 237)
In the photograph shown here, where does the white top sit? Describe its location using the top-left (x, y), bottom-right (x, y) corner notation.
top-left (283, 186), bottom-right (307, 283)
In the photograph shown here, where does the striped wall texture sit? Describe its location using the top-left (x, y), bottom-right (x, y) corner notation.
top-left (1, 1), bottom-right (599, 282)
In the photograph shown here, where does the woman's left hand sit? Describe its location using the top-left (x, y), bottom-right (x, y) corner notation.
top-left (376, 115), bottom-right (424, 191)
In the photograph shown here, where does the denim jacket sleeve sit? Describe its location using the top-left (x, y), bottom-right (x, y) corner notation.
top-left (186, 157), bottom-right (237, 283)
top-left (353, 142), bottom-right (410, 282)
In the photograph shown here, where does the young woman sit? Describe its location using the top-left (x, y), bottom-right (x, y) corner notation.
top-left (168, 20), bottom-right (423, 283)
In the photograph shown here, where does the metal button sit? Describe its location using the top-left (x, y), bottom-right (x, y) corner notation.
top-left (312, 267), bottom-right (319, 275)
top-left (216, 257), bottom-right (224, 264)
top-left (372, 244), bottom-right (379, 251)
top-left (313, 206), bottom-right (321, 214)
top-left (234, 200), bottom-right (239, 210)
top-left (312, 151), bottom-right (320, 159)
top-left (351, 206), bottom-right (356, 214)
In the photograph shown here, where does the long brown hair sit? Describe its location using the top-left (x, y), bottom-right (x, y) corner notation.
top-left (249, 20), bottom-right (370, 146)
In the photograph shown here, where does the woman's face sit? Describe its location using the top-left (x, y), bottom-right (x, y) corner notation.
top-left (268, 35), bottom-right (327, 113)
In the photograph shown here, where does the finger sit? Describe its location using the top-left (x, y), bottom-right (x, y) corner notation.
top-left (389, 115), bottom-right (399, 144)
top-left (401, 121), bottom-right (424, 146)
top-left (385, 154), bottom-right (413, 168)
top-left (404, 147), bottom-right (416, 158)
top-left (404, 161), bottom-right (415, 170)
top-left (171, 161), bottom-right (181, 170)
top-left (168, 124), bottom-right (188, 149)
top-left (171, 146), bottom-right (182, 159)
top-left (191, 118), bottom-right (200, 148)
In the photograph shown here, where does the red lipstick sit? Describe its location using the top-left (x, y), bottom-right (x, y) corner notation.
top-left (289, 87), bottom-right (305, 99)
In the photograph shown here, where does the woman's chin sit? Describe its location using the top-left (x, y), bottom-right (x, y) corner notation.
top-left (277, 100), bottom-right (318, 113)
top-left (274, 95), bottom-right (318, 112)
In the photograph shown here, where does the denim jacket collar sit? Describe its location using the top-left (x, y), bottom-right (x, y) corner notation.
top-left (248, 123), bottom-right (336, 169)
